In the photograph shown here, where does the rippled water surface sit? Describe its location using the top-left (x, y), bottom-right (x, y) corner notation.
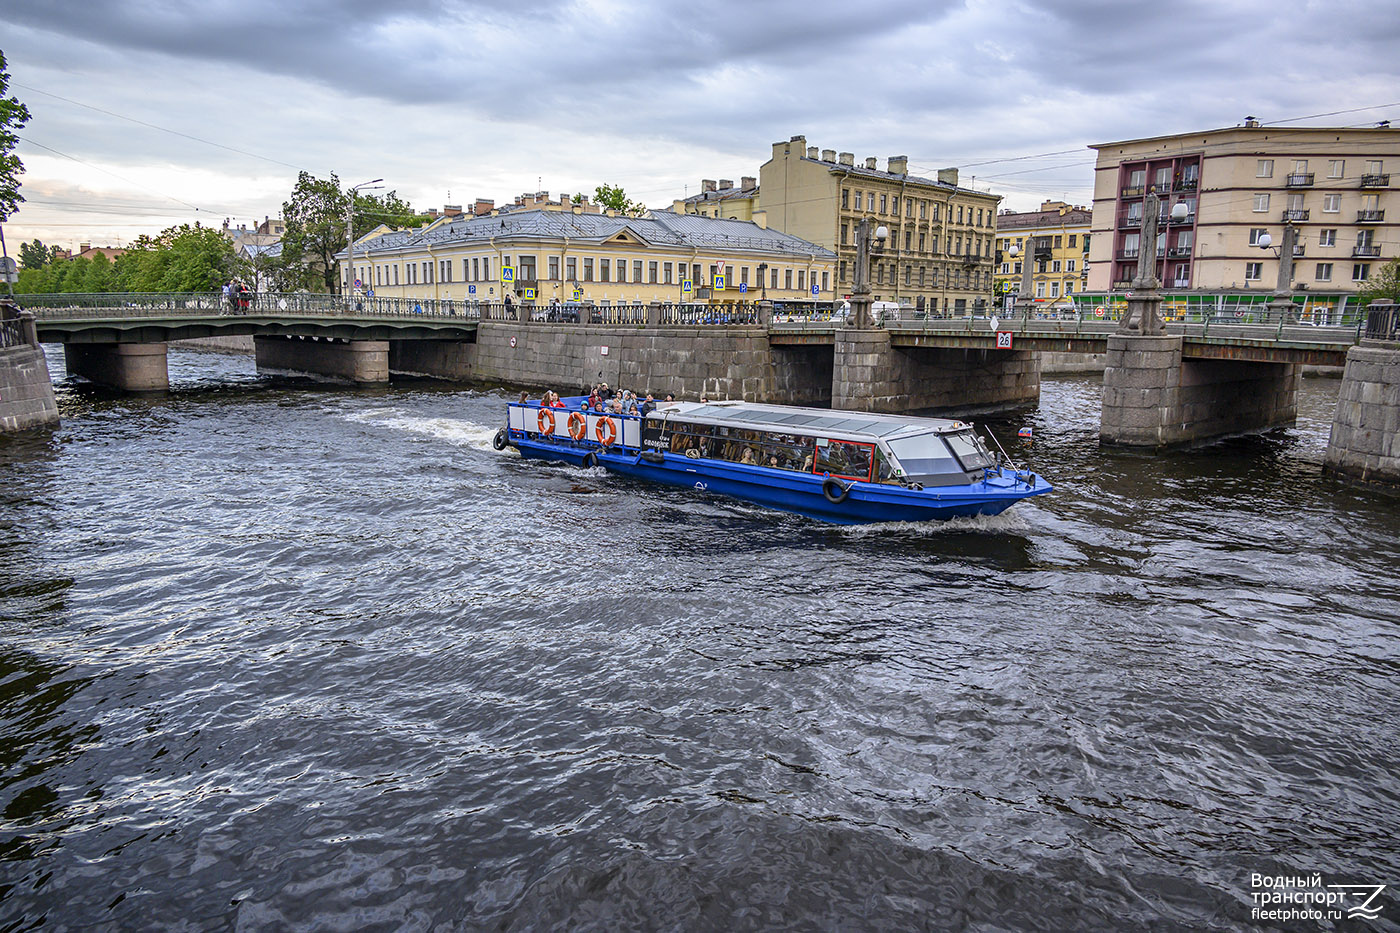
top-left (1, 348), bottom-right (1397, 931)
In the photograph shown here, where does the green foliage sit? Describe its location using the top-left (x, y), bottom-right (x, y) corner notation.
top-left (0, 50), bottom-right (31, 222)
top-left (594, 184), bottom-right (645, 216)
top-left (19, 238), bottom-right (48, 269)
top-left (1357, 258), bottom-right (1400, 304)
top-left (279, 172), bottom-right (416, 293)
top-left (15, 224), bottom-right (242, 294)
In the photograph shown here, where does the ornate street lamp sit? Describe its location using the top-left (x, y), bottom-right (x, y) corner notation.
top-left (850, 218), bottom-right (888, 329)
top-left (345, 178), bottom-right (383, 308)
top-left (1118, 192), bottom-right (1189, 335)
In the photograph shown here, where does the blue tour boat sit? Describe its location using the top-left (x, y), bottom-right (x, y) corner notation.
top-left (494, 397), bottom-right (1051, 524)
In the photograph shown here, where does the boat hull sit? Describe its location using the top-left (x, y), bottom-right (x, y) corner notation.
top-left (513, 437), bottom-right (1049, 524)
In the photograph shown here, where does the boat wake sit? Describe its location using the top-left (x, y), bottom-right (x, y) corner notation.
top-left (840, 509), bottom-right (1032, 537)
top-left (341, 408), bottom-right (504, 450)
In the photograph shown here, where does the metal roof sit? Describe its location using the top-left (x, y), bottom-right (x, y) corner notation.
top-left (652, 400), bottom-right (966, 440)
top-left (341, 209), bottom-right (834, 259)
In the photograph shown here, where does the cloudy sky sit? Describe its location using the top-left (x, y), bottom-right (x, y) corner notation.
top-left (4, 0), bottom-right (1399, 251)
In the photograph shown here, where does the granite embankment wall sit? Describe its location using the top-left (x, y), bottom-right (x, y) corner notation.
top-left (172, 335), bottom-right (255, 353)
top-left (832, 330), bottom-right (1040, 414)
top-left (0, 343), bottom-right (60, 432)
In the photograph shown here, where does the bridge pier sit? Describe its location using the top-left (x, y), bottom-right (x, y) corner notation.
top-left (64, 342), bottom-right (169, 392)
top-left (1100, 335), bottom-right (1300, 448)
top-left (832, 328), bottom-right (1040, 414)
top-left (254, 336), bottom-right (389, 384)
top-left (1324, 344), bottom-right (1400, 487)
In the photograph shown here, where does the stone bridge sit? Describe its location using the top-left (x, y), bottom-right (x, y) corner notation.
top-left (15, 293), bottom-right (1395, 479)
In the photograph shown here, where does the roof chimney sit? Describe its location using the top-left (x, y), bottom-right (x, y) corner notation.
top-left (937, 167), bottom-right (959, 186)
top-left (79, 241), bottom-right (90, 253)
top-left (561, 194), bottom-right (572, 208)
top-left (865, 157), bottom-right (878, 170)
top-left (1244, 115), bottom-right (1259, 128)
top-left (821, 149), bottom-right (836, 162)
top-left (718, 179), bottom-right (733, 190)
top-left (474, 198), bottom-right (494, 215)
top-left (741, 176), bottom-right (756, 190)
top-left (702, 179), bottom-right (717, 193)
top-left (806, 146), bottom-right (819, 159)
top-left (888, 155), bottom-right (908, 175)
top-left (838, 152), bottom-right (854, 166)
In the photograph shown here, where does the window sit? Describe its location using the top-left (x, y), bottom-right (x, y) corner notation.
top-left (822, 271), bottom-right (829, 291)
top-left (615, 259), bottom-right (625, 283)
top-left (906, 199), bottom-right (913, 217)
top-left (1248, 227), bottom-right (1268, 246)
top-left (903, 265), bottom-right (911, 286)
top-left (1035, 282), bottom-right (1046, 298)
top-left (1323, 193), bottom-right (1340, 213)
top-left (1286, 193), bottom-right (1304, 212)
top-left (841, 189), bottom-right (849, 209)
top-left (481, 258), bottom-right (490, 281)
top-left (664, 262), bottom-right (673, 285)
top-left (1245, 262), bottom-right (1263, 281)
top-left (565, 258), bottom-right (576, 281)
top-left (784, 269), bottom-right (793, 289)
top-left (393, 265), bottom-right (399, 286)
top-left (1068, 235), bottom-right (1077, 248)
top-left (600, 259), bottom-right (610, 282)
top-left (461, 259), bottom-right (470, 281)
top-left (1129, 168), bottom-right (1146, 188)
top-left (797, 270), bottom-right (805, 291)
top-left (1051, 260), bottom-right (1061, 272)
top-left (839, 260), bottom-right (846, 283)
top-left (840, 224), bottom-right (848, 246)
top-left (1049, 282), bottom-right (1060, 298)
top-left (1065, 282), bottom-right (1074, 294)
top-left (583, 258), bottom-right (593, 282)
top-left (1253, 193), bottom-right (1270, 212)
top-left (853, 190), bottom-right (861, 211)
top-left (1257, 159), bottom-right (1273, 178)
top-left (930, 203), bottom-right (939, 221)
top-left (1366, 159), bottom-right (1383, 174)
top-left (548, 256), bottom-right (559, 280)
top-left (958, 205), bottom-right (964, 224)
top-left (880, 194), bottom-right (887, 213)
top-left (892, 197), bottom-right (898, 214)
top-left (1316, 262), bottom-right (1333, 282)
top-left (867, 193), bottom-right (875, 212)
top-left (904, 230), bottom-right (912, 251)
top-left (1353, 264), bottom-right (1370, 282)
top-left (518, 256), bottom-right (534, 282)
top-left (920, 200), bottom-right (927, 219)
top-left (1293, 159), bottom-right (1308, 174)
top-left (648, 261), bottom-right (657, 283)
top-left (740, 266), bottom-right (748, 285)
top-left (1052, 235), bottom-right (1062, 248)
top-left (1067, 259), bottom-right (1076, 272)
top-left (770, 267), bottom-right (778, 289)
top-left (1319, 229), bottom-right (1336, 247)
top-left (633, 260), bottom-right (643, 283)
top-left (1328, 160), bottom-right (1344, 178)
top-left (1362, 194), bottom-right (1380, 212)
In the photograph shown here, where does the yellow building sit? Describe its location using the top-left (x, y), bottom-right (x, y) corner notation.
top-left (755, 135), bottom-right (1001, 315)
top-left (672, 178), bottom-right (760, 221)
top-left (340, 208), bottom-right (836, 307)
top-left (993, 201), bottom-right (1092, 309)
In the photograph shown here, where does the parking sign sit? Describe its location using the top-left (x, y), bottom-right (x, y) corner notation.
top-left (811, 283), bottom-right (819, 296)
top-left (739, 283), bottom-right (748, 294)
top-left (468, 284), bottom-right (477, 295)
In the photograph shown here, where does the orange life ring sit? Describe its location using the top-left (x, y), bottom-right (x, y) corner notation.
top-left (595, 416), bottom-right (617, 446)
top-left (567, 411), bottom-right (587, 440)
top-left (537, 408), bottom-right (556, 436)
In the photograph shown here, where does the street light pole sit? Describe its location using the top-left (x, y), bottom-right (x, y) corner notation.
top-left (1258, 223), bottom-right (1299, 324)
top-left (1008, 237), bottom-right (1036, 320)
top-left (850, 217), bottom-right (887, 329)
top-left (345, 178), bottom-right (383, 309)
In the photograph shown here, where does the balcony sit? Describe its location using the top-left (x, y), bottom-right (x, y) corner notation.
top-left (1285, 173), bottom-right (1315, 187)
top-left (1292, 244), bottom-right (1306, 258)
top-left (1168, 211), bottom-right (1196, 225)
top-left (1116, 248), bottom-right (1139, 260)
top-left (1176, 178), bottom-right (1199, 192)
top-left (1112, 279), bottom-right (1134, 290)
top-left (1121, 185), bottom-right (1145, 198)
top-left (1167, 246), bottom-right (1193, 259)
top-left (1169, 279), bottom-right (1191, 289)
top-left (1360, 174), bottom-right (1390, 187)
top-left (1353, 245), bottom-right (1381, 258)
top-left (1357, 209), bottom-right (1385, 223)
top-left (1118, 214), bottom-right (1143, 229)
top-left (1281, 209), bottom-right (1309, 222)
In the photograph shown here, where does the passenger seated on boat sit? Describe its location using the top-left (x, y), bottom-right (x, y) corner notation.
top-left (518, 391), bottom-right (529, 405)
top-left (740, 448), bottom-right (757, 465)
top-left (768, 455), bottom-right (781, 469)
top-left (550, 392), bottom-right (565, 408)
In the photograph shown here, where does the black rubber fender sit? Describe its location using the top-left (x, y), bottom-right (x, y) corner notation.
top-left (581, 452), bottom-right (598, 469)
top-left (822, 477), bottom-right (852, 503)
top-left (492, 428), bottom-right (508, 451)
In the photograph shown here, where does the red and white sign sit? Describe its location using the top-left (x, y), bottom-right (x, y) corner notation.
top-left (995, 331), bottom-right (1013, 350)
top-left (509, 336), bottom-right (517, 348)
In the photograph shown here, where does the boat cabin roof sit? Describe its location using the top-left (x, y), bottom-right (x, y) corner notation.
top-left (648, 400), bottom-right (970, 443)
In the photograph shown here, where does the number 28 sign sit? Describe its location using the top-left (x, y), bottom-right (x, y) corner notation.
top-left (995, 331), bottom-right (1013, 350)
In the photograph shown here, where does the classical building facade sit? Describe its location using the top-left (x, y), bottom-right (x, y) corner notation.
top-left (339, 209), bottom-right (836, 306)
top-left (756, 136), bottom-right (1001, 315)
top-left (994, 201), bottom-right (1091, 307)
top-left (1087, 121), bottom-right (1398, 295)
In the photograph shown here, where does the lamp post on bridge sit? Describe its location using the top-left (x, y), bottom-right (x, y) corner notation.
top-left (1256, 223), bottom-right (1299, 324)
top-left (849, 217), bottom-right (888, 329)
top-left (345, 178), bottom-right (383, 309)
top-left (1118, 190), bottom-right (1189, 335)
top-left (1007, 237), bottom-right (1036, 320)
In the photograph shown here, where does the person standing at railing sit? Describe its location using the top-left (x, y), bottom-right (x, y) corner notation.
top-left (221, 280), bottom-right (232, 313)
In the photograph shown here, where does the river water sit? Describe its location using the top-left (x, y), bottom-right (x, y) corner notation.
top-left (0, 347), bottom-right (1396, 932)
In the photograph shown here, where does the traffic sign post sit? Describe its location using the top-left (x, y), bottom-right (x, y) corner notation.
top-left (468, 285), bottom-right (477, 295)
top-left (739, 283), bottom-right (748, 294)
top-left (524, 288), bottom-right (536, 300)
top-left (996, 331), bottom-right (1013, 350)
top-left (714, 274), bottom-right (726, 292)
top-left (682, 279), bottom-right (693, 295)
top-left (501, 266), bottom-right (515, 285)
top-left (811, 283), bottom-right (819, 297)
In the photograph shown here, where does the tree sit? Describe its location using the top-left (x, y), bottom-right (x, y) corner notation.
top-left (1357, 259), bottom-right (1400, 304)
top-left (594, 183), bottom-right (645, 216)
top-left (279, 172), bottom-right (417, 293)
top-left (0, 51), bottom-right (30, 223)
top-left (19, 238), bottom-right (48, 269)
top-left (114, 223), bottom-right (243, 292)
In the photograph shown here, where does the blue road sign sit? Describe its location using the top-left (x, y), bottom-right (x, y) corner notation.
top-left (468, 284), bottom-right (477, 295)
top-left (811, 283), bottom-right (819, 296)
top-left (739, 283), bottom-right (748, 294)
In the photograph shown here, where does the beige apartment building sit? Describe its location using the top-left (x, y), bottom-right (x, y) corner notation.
top-left (677, 136), bottom-right (1001, 314)
top-left (340, 208), bottom-right (836, 306)
top-left (1088, 121), bottom-right (1398, 295)
top-left (994, 201), bottom-right (1092, 308)
top-left (760, 136), bottom-right (1001, 314)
